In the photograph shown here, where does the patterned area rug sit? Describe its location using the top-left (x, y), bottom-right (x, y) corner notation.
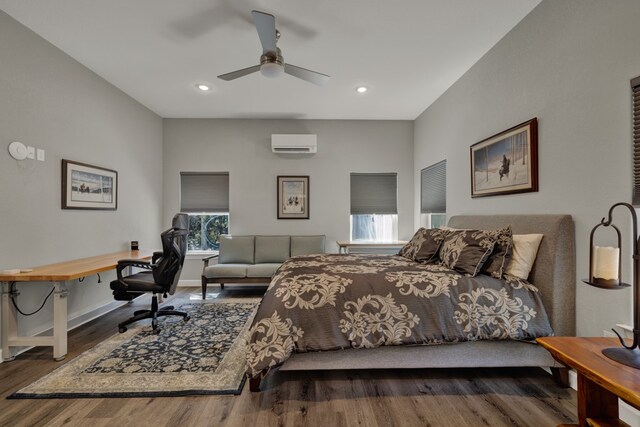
top-left (9, 298), bottom-right (260, 398)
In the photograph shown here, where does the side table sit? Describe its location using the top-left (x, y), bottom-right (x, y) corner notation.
top-left (537, 336), bottom-right (640, 427)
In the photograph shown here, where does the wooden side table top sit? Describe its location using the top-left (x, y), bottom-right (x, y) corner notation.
top-left (0, 250), bottom-right (154, 282)
top-left (537, 336), bottom-right (640, 410)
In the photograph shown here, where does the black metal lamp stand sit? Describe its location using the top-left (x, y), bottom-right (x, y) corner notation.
top-left (583, 202), bottom-right (640, 368)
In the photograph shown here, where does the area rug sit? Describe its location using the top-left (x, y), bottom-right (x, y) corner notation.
top-left (9, 298), bottom-right (260, 398)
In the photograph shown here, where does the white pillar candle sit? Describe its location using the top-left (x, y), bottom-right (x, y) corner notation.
top-left (592, 246), bottom-right (620, 281)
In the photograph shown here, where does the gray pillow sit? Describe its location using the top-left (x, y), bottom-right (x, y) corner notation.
top-left (219, 235), bottom-right (255, 264)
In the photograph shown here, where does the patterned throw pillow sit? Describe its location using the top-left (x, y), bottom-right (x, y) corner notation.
top-left (481, 225), bottom-right (514, 279)
top-left (399, 228), bottom-right (448, 263)
top-left (438, 229), bottom-right (496, 276)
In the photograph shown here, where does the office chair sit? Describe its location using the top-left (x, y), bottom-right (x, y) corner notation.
top-left (110, 213), bottom-right (190, 334)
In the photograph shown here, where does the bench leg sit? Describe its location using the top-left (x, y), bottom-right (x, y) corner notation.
top-left (201, 276), bottom-right (207, 300)
top-left (220, 283), bottom-right (224, 290)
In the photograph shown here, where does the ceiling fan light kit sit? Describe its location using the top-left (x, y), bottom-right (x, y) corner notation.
top-left (260, 52), bottom-right (285, 78)
top-left (260, 63), bottom-right (284, 78)
top-left (218, 10), bottom-right (329, 86)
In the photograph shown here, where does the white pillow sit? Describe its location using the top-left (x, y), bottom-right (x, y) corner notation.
top-left (505, 234), bottom-right (544, 280)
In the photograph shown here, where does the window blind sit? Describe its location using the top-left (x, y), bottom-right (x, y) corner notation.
top-left (421, 160), bottom-right (446, 214)
top-left (633, 76), bottom-right (640, 206)
top-left (350, 173), bottom-right (398, 215)
top-left (180, 172), bottom-right (229, 213)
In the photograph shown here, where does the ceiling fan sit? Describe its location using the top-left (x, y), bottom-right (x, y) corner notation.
top-left (217, 10), bottom-right (330, 86)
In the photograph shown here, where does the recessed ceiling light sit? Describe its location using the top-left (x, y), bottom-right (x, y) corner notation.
top-left (356, 86), bottom-right (368, 93)
top-left (196, 84), bottom-right (210, 91)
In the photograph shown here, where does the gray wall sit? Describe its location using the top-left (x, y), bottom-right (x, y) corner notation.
top-left (413, 0), bottom-right (640, 337)
top-left (0, 11), bottom-right (163, 346)
top-left (163, 119), bottom-right (414, 282)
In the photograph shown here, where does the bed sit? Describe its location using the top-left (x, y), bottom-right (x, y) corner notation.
top-left (246, 214), bottom-right (575, 391)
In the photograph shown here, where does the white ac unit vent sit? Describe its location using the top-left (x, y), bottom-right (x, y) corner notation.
top-left (271, 134), bottom-right (317, 154)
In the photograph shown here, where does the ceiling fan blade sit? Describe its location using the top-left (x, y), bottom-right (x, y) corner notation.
top-left (217, 65), bottom-right (261, 81)
top-left (284, 64), bottom-right (330, 86)
top-left (251, 10), bottom-right (277, 54)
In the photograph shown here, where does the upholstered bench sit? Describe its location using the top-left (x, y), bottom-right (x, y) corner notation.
top-left (201, 235), bottom-right (325, 299)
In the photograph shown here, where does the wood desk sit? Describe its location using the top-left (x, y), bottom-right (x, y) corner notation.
top-left (336, 240), bottom-right (408, 254)
top-left (537, 337), bottom-right (640, 427)
top-left (1, 250), bottom-right (153, 361)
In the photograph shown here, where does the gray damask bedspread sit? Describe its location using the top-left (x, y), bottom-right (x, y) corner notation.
top-left (246, 254), bottom-right (553, 378)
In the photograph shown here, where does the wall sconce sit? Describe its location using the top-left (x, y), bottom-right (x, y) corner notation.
top-left (584, 202), bottom-right (640, 368)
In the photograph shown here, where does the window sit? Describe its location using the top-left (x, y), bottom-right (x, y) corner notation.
top-left (186, 213), bottom-right (228, 251)
top-left (180, 172), bottom-right (229, 252)
top-left (350, 173), bottom-right (398, 241)
top-left (420, 160), bottom-right (446, 229)
top-left (633, 76), bottom-right (640, 206)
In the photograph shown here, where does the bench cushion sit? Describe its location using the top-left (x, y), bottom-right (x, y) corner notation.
top-left (219, 235), bottom-right (255, 264)
top-left (255, 236), bottom-right (290, 263)
top-left (246, 263), bottom-right (282, 278)
top-left (291, 235), bottom-right (326, 256)
top-left (203, 264), bottom-right (247, 278)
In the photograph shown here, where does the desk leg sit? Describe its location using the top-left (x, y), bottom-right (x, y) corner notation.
top-left (52, 281), bottom-right (69, 361)
top-left (1, 281), bottom-right (18, 361)
top-left (577, 373), bottom-right (618, 426)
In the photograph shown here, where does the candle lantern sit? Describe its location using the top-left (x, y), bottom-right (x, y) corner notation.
top-left (583, 202), bottom-right (640, 368)
top-left (588, 229), bottom-right (623, 289)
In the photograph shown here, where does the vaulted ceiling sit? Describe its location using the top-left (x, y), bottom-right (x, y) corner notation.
top-left (0, 0), bottom-right (541, 119)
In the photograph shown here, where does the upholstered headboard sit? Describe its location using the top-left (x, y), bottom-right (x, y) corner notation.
top-left (448, 215), bottom-right (575, 337)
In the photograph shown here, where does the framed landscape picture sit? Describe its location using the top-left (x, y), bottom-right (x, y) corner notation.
top-left (470, 118), bottom-right (538, 198)
top-left (62, 159), bottom-right (118, 210)
top-left (277, 175), bottom-right (309, 219)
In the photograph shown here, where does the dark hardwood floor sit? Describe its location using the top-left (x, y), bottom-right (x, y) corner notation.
top-left (0, 286), bottom-right (577, 427)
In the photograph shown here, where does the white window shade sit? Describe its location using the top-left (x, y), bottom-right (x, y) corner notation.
top-left (350, 173), bottom-right (398, 215)
top-left (421, 160), bottom-right (446, 214)
top-left (180, 172), bottom-right (229, 213)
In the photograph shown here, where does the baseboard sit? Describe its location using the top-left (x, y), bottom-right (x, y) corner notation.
top-left (178, 280), bottom-right (201, 287)
top-left (568, 369), bottom-right (577, 390)
top-left (621, 401), bottom-right (640, 427)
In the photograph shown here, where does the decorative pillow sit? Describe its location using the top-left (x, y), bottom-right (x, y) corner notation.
top-left (505, 234), bottom-right (544, 280)
top-left (399, 228), bottom-right (448, 263)
top-left (481, 225), bottom-right (514, 279)
top-left (438, 229), bottom-right (496, 276)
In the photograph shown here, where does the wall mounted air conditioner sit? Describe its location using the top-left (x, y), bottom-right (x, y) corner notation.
top-left (271, 134), bottom-right (317, 154)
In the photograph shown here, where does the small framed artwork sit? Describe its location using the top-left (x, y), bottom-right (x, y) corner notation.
top-left (62, 159), bottom-right (118, 210)
top-left (277, 175), bottom-right (309, 219)
top-left (470, 118), bottom-right (538, 198)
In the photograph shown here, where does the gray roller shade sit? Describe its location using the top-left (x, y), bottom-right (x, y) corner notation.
top-left (180, 172), bottom-right (229, 213)
top-left (350, 173), bottom-right (397, 215)
top-left (421, 160), bottom-right (446, 214)
top-left (633, 77), bottom-right (640, 206)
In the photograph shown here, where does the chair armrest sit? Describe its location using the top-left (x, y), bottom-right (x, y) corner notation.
top-left (118, 259), bottom-right (153, 269)
top-left (202, 254), bottom-right (219, 268)
top-left (152, 251), bottom-right (163, 264)
top-left (116, 259), bottom-right (153, 284)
